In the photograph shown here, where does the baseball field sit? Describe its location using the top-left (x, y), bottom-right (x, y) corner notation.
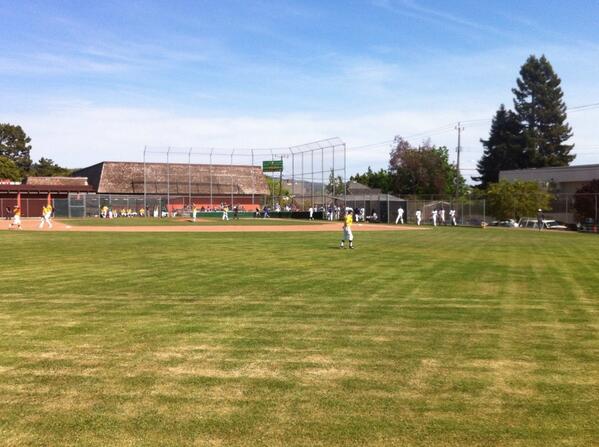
top-left (1, 225), bottom-right (598, 446)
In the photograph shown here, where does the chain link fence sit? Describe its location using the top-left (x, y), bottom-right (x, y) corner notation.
top-left (5, 192), bottom-right (599, 227)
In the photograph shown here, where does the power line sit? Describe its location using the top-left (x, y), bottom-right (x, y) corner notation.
top-left (345, 99), bottom-right (599, 154)
top-left (569, 102), bottom-right (599, 112)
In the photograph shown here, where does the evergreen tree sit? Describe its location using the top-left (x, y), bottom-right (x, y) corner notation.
top-left (0, 156), bottom-right (22, 181)
top-left (512, 55), bottom-right (574, 167)
top-left (29, 157), bottom-right (73, 177)
top-left (474, 105), bottom-right (526, 188)
top-left (0, 123), bottom-right (32, 174)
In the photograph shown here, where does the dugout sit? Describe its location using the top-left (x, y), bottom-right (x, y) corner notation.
top-left (0, 177), bottom-right (93, 218)
top-left (337, 182), bottom-right (406, 223)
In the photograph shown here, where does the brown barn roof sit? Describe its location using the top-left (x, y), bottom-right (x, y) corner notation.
top-left (26, 176), bottom-right (89, 186)
top-left (0, 184), bottom-right (93, 194)
top-left (73, 161), bottom-right (269, 195)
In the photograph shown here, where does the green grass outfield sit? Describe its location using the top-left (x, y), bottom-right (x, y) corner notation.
top-left (59, 217), bottom-right (324, 226)
top-left (1, 228), bottom-right (598, 446)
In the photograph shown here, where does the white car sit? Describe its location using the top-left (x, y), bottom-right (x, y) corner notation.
top-left (517, 218), bottom-right (567, 230)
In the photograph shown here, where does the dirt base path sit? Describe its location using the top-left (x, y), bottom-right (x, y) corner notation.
top-left (1, 219), bottom-right (428, 233)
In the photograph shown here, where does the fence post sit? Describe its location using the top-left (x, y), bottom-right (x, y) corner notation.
top-left (230, 150), bottom-right (235, 207)
top-left (166, 147), bottom-right (171, 216)
top-left (143, 146), bottom-right (147, 213)
top-left (188, 147), bottom-right (192, 210)
top-left (251, 149), bottom-right (255, 209)
top-left (483, 199), bottom-right (486, 225)
top-left (209, 149), bottom-right (213, 208)
top-left (387, 194), bottom-right (390, 224)
top-left (321, 147), bottom-right (324, 209)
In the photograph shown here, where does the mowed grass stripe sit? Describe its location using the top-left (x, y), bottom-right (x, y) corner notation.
top-left (60, 217), bottom-right (325, 226)
top-left (0, 228), bottom-right (598, 446)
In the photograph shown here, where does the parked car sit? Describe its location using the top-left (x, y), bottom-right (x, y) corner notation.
top-left (490, 219), bottom-right (518, 228)
top-left (517, 217), bottom-right (567, 230)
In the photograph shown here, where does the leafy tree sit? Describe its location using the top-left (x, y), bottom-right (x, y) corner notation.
top-left (475, 105), bottom-right (526, 188)
top-left (572, 179), bottom-right (599, 221)
top-left (0, 156), bottom-right (22, 181)
top-left (389, 137), bottom-right (465, 196)
top-left (486, 180), bottom-right (552, 220)
top-left (265, 177), bottom-right (290, 205)
top-left (326, 169), bottom-right (345, 195)
top-left (512, 55), bottom-right (574, 167)
top-left (0, 123), bottom-right (32, 173)
top-left (29, 157), bottom-right (72, 177)
top-left (350, 167), bottom-right (393, 193)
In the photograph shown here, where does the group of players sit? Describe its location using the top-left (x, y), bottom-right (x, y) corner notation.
top-left (7, 204), bottom-right (54, 230)
top-left (339, 206), bottom-right (460, 249)
top-left (395, 207), bottom-right (458, 226)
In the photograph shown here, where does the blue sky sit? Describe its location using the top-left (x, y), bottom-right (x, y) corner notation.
top-left (2, 0), bottom-right (599, 177)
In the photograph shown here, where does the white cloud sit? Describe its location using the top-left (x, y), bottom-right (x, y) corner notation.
top-left (5, 103), bottom-right (482, 173)
top-left (8, 97), bottom-right (597, 181)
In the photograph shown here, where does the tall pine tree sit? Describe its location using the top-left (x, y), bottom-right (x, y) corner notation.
top-left (512, 55), bottom-right (574, 167)
top-left (475, 105), bottom-right (525, 188)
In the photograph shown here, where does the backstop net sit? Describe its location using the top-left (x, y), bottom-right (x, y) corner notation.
top-left (142, 138), bottom-right (347, 213)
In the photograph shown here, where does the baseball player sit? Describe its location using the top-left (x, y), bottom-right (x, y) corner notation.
top-left (340, 209), bottom-right (354, 249)
top-left (222, 205), bottom-right (229, 221)
top-left (415, 209), bottom-right (422, 226)
top-left (192, 206), bottom-right (197, 222)
top-left (440, 208), bottom-right (446, 225)
top-left (449, 209), bottom-right (457, 226)
top-left (395, 207), bottom-right (404, 224)
top-left (39, 204), bottom-right (53, 229)
top-left (432, 209), bottom-right (437, 226)
top-left (9, 206), bottom-right (22, 230)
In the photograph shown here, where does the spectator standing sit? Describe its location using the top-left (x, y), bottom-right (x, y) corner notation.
top-left (537, 209), bottom-right (544, 231)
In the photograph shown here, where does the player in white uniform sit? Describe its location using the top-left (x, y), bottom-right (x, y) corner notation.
top-left (449, 209), bottom-right (457, 226)
top-left (308, 207), bottom-right (314, 220)
top-left (192, 206), bottom-right (197, 222)
top-left (340, 210), bottom-right (354, 249)
top-left (222, 206), bottom-right (229, 221)
top-left (432, 209), bottom-right (437, 226)
top-left (415, 209), bottom-right (422, 226)
top-left (395, 207), bottom-right (404, 224)
top-left (440, 209), bottom-right (446, 225)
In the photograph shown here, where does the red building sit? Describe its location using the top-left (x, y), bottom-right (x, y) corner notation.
top-left (0, 177), bottom-right (93, 218)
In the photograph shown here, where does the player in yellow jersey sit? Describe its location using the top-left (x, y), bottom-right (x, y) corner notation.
top-left (9, 206), bottom-right (22, 230)
top-left (340, 209), bottom-right (354, 249)
top-left (39, 204), bottom-right (53, 229)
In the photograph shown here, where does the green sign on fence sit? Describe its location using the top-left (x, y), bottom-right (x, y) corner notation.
top-left (262, 160), bottom-right (283, 172)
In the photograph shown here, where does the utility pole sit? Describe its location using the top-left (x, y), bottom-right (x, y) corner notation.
top-left (455, 122), bottom-right (464, 198)
top-left (455, 122), bottom-right (464, 173)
